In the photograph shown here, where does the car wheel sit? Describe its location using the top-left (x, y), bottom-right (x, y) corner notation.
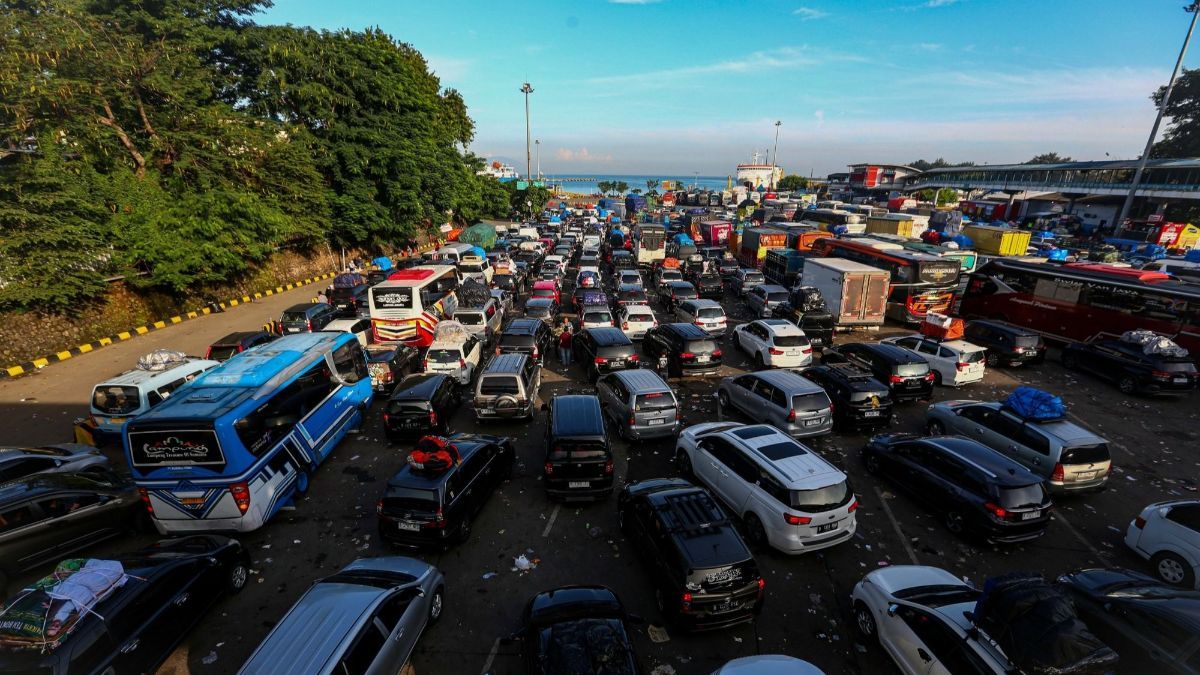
top-left (743, 513), bottom-right (769, 550)
top-left (1061, 352), bottom-right (1079, 370)
top-left (863, 451), bottom-right (881, 475)
top-left (294, 467), bottom-right (311, 496)
top-left (676, 451), bottom-right (694, 478)
top-left (1152, 551), bottom-right (1196, 587)
top-left (927, 420), bottom-right (945, 435)
top-left (985, 352), bottom-right (999, 367)
top-left (932, 371), bottom-right (943, 387)
top-left (718, 390), bottom-right (731, 410)
top-left (228, 559), bottom-right (250, 593)
top-left (944, 510), bottom-right (966, 535)
top-left (854, 601), bottom-right (879, 644)
top-left (428, 585), bottom-right (445, 624)
top-left (1118, 376), bottom-right (1137, 395)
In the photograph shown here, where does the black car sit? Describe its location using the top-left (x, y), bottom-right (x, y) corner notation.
top-left (573, 327), bottom-right (640, 380)
top-left (544, 395), bottom-right (613, 500)
top-left (329, 283), bottom-right (371, 317)
top-left (0, 535), bottom-right (250, 675)
top-left (1062, 336), bottom-right (1198, 395)
top-left (641, 323), bottom-right (723, 376)
top-left (717, 257), bottom-right (740, 278)
top-left (611, 250), bottom-right (637, 271)
top-left (205, 331), bottom-right (276, 361)
top-left (383, 374), bottom-right (462, 441)
top-left (694, 273), bottom-right (724, 300)
top-left (366, 344), bottom-right (422, 393)
top-left (493, 273), bottom-right (519, 295)
top-left (661, 281), bottom-right (699, 312)
top-left (524, 298), bottom-right (559, 325)
top-left (498, 318), bottom-right (554, 364)
top-left (862, 434), bottom-right (1053, 544)
top-left (377, 434), bottom-right (514, 548)
top-left (799, 363), bottom-right (894, 431)
top-left (963, 319), bottom-right (1046, 367)
top-left (614, 284), bottom-right (650, 308)
top-left (1057, 568), bottom-right (1200, 672)
top-left (367, 269), bottom-right (391, 285)
top-left (0, 471), bottom-right (142, 593)
top-left (279, 302), bottom-right (339, 334)
top-left (823, 342), bottom-right (933, 402)
top-left (509, 586), bottom-right (643, 675)
top-left (618, 478), bottom-right (764, 631)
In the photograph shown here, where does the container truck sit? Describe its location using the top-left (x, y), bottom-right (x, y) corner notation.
top-left (800, 258), bottom-right (889, 328)
top-left (962, 224), bottom-right (1032, 256)
top-left (697, 220), bottom-right (733, 246)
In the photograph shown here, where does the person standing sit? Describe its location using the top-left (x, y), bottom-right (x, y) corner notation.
top-left (558, 325), bottom-right (574, 367)
top-left (317, 290), bottom-right (329, 304)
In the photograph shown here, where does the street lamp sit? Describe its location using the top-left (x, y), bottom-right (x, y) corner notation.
top-left (535, 139), bottom-right (541, 180)
top-left (520, 82), bottom-right (534, 182)
top-left (1116, 1), bottom-right (1200, 228)
top-left (769, 120), bottom-right (782, 190)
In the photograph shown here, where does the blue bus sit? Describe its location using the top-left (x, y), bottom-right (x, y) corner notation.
top-left (122, 332), bottom-right (374, 534)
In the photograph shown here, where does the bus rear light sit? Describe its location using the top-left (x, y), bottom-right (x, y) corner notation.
top-left (230, 482), bottom-right (251, 515)
top-left (137, 487), bottom-right (154, 515)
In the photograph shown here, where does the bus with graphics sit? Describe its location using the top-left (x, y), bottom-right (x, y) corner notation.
top-left (369, 265), bottom-right (460, 346)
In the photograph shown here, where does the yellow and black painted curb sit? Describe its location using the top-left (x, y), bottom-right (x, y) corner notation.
top-left (1, 272), bottom-right (340, 380)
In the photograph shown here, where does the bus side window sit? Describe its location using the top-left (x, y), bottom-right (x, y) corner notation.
top-left (332, 343), bottom-right (365, 384)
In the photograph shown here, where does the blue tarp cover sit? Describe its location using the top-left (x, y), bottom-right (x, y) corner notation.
top-left (373, 256), bottom-right (394, 271)
top-left (1003, 386), bottom-right (1064, 421)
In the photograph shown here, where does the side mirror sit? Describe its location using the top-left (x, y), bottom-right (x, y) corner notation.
top-left (886, 603), bottom-right (899, 617)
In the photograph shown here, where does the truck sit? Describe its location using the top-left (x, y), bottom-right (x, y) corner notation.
top-left (799, 258), bottom-right (889, 328)
top-left (624, 194), bottom-right (646, 215)
top-left (762, 248), bottom-right (808, 289)
top-left (634, 223), bottom-right (667, 267)
top-left (696, 220), bottom-right (732, 246)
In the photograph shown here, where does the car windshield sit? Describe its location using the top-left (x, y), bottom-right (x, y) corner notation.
top-left (585, 311), bottom-right (613, 323)
top-left (1061, 444), bottom-right (1110, 464)
top-left (281, 311), bottom-right (310, 323)
top-left (457, 312), bottom-right (484, 325)
top-left (479, 376), bottom-right (520, 395)
top-left (207, 346), bottom-right (240, 361)
top-left (549, 442), bottom-right (608, 460)
top-left (773, 334), bottom-right (808, 347)
top-left (849, 390), bottom-right (889, 403)
top-left (532, 289), bottom-right (556, 298)
top-left (996, 484), bottom-right (1046, 509)
top-left (329, 287), bottom-right (358, 300)
top-left (92, 385), bottom-right (140, 414)
top-left (386, 399), bottom-right (430, 415)
top-left (426, 349), bottom-right (461, 363)
top-left (789, 480), bottom-right (851, 512)
top-left (792, 392), bottom-right (831, 412)
top-left (1014, 334), bottom-right (1042, 348)
top-left (527, 307), bottom-right (551, 318)
top-left (896, 362), bottom-right (929, 377)
top-left (382, 487), bottom-right (438, 514)
top-left (895, 585), bottom-right (981, 608)
top-left (767, 291), bottom-right (789, 302)
top-left (745, 273), bottom-right (764, 283)
top-left (1160, 360), bottom-right (1198, 373)
top-left (500, 334), bottom-right (534, 347)
top-left (697, 307), bottom-right (724, 319)
top-left (634, 392), bottom-right (675, 410)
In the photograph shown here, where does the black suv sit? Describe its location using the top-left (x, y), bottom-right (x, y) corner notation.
top-left (377, 434), bottom-right (514, 548)
top-left (823, 342), bottom-right (933, 402)
top-left (862, 434), bottom-right (1053, 544)
top-left (383, 373), bottom-right (462, 441)
top-left (329, 283), bottom-right (371, 317)
top-left (661, 280), bottom-right (699, 312)
top-left (498, 318), bottom-right (554, 364)
top-left (963, 320), bottom-right (1046, 367)
top-left (618, 478), bottom-right (764, 631)
top-left (693, 273), bottom-right (724, 300)
top-left (543, 395), bottom-right (613, 501)
top-left (642, 323), bottom-right (723, 377)
top-left (279, 302), bottom-right (338, 333)
top-left (1062, 336), bottom-right (1198, 395)
top-left (573, 327), bottom-right (640, 381)
top-left (366, 344), bottom-right (421, 393)
top-left (510, 586), bottom-right (643, 675)
top-left (614, 284), bottom-right (649, 308)
top-left (799, 363), bottom-right (894, 431)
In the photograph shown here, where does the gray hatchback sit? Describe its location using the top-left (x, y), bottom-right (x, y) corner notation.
top-left (718, 370), bottom-right (834, 438)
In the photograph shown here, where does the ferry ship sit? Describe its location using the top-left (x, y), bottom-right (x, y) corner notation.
top-left (477, 161), bottom-right (521, 182)
top-left (736, 151), bottom-right (783, 189)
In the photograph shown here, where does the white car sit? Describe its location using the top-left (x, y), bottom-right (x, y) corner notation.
top-left (675, 422), bottom-right (857, 555)
top-left (578, 306), bottom-right (616, 331)
top-left (733, 319), bottom-right (813, 368)
top-left (616, 270), bottom-right (643, 289)
top-left (424, 324), bottom-right (484, 385)
top-left (851, 566), bottom-right (1012, 675)
top-left (1125, 499), bottom-right (1200, 589)
top-left (322, 318), bottom-right (372, 348)
top-left (617, 305), bottom-right (657, 340)
top-left (879, 335), bottom-right (986, 387)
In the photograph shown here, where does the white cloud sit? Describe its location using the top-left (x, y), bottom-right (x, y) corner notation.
top-left (555, 147), bottom-right (613, 162)
top-left (916, 42), bottom-right (942, 51)
top-left (899, 66), bottom-right (1167, 104)
top-left (424, 55), bottom-right (472, 83)
top-left (587, 46), bottom-right (859, 86)
top-left (793, 7), bottom-right (828, 20)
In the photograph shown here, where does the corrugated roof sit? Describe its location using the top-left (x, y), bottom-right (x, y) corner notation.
top-left (920, 158), bottom-right (1200, 174)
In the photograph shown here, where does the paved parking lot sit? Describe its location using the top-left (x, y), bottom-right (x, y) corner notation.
top-left (3, 271), bottom-right (1197, 674)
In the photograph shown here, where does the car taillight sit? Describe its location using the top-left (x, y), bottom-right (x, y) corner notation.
top-left (604, 460), bottom-right (614, 475)
top-left (230, 482), bottom-right (251, 515)
top-left (376, 499), bottom-right (383, 516)
top-left (622, 321), bottom-right (630, 329)
top-left (784, 513), bottom-right (811, 525)
top-left (847, 498), bottom-right (858, 512)
top-left (382, 412), bottom-right (391, 423)
top-left (889, 375), bottom-right (903, 384)
top-left (757, 577), bottom-right (766, 593)
top-left (137, 487), bottom-right (154, 515)
top-left (423, 506), bottom-right (447, 529)
top-left (629, 353), bottom-right (639, 362)
top-left (681, 592), bottom-right (693, 612)
top-left (1051, 463), bottom-right (1065, 482)
top-left (984, 501), bottom-right (1007, 519)
top-left (544, 462), bottom-right (554, 475)
top-left (458, 358), bottom-right (466, 368)
top-left (712, 349), bottom-right (722, 358)
top-left (595, 356), bottom-right (608, 365)
top-left (681, 351), bottom-right (695, 359)
top-left (769, 347), bottom-right (785, 355)
top-left (802, 347), bottom-right (813, 354)
top-left (1152, 369), bottom-right (1172, 379)
top-left (956, 362), bottom-right (969, 372)
top-left (429, 410), bottom-right (438, 426)
top-left (787, 409), bottom-right (796, 422)
top-left (1134, 516), bottom-right (1146, 529)
top-left (828, 403), bottom-right (836, 414)
top-left (629, 414), bottom-right (637, 426)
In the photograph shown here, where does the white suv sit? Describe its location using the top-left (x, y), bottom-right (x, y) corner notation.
top-left (617, 305), bottom-right (657, 340)
top-left (733, 319), bottom-right (812, 368)
top-left (1125, 499), bottom-right (1200, 589)
top-left (424, 321), bottom-right (483, 385)
top-left (675, 423), bottom-right (857, 554)
top-left (879, 335), bottom-right (986, 387)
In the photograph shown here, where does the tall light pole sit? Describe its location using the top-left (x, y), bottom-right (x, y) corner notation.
top-left (1117, 1), bottom-right (1200, 228)
top-left (535, 139), bottom-right (541, 180)
top-left (520, 82), bottom-right (534, 182)
top-left (769, 120), bottom-right (782, 190)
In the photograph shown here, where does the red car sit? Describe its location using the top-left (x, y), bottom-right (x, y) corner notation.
top-left (531, 280), bottom-right (561, 305)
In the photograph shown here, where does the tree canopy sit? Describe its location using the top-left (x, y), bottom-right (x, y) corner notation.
top-left (1024, 153), bottom-right (1072, 165)
top-left (909, 158), bottom-right (976, 171)
top-left (1152, 67), bottom-right (1200, 159)
top-left (0, 0), bottom-right (506, 311)
top-left (777, 174), bottom-right (808, 191)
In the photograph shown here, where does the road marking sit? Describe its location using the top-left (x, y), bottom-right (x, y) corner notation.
top-left (541, 503), bottom-right (561, 538)
top-left (1052, 508), bottom-right (1109, 561)
top-left (872, 485), bottom-right (920, 565)
top-left (479, 637), bottom-right (501, 674)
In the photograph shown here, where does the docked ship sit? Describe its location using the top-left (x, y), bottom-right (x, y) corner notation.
top-left (736, 151), bottom-right (783, 189)
top-left (477, 161), bottom-right (521, 182)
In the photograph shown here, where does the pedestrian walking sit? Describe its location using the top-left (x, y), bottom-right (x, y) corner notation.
top-left (558, 326), bottom-right (574, 366)
top-left (317, 290), bottom-right (329, 304)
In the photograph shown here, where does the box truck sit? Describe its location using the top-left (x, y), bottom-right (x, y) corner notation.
top-left (800, 258), bottom-right (889, 328)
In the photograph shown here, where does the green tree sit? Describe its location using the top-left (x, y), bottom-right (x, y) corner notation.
top-left (597, 180), bottom-right (612, 195)
top-left (777, 174), bottom-right (808, 191)
top-left (632, 188), bottom-right (642, 195)
top-left (615, 181), bottom-right (629, 195)
top-left (909, 158), bottom-right (976, 171)
top-left (919, 188), bottom-right (960, 207)
top-left (645, 179), bottom-right (659, 195)
top-left (1152, 68), bottom-right (1200, 158)
top-left (1025, 153), bottom-right (1071, 164)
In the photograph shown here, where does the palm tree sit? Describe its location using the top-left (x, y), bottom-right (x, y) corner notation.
top-left (645, 179), bottom-right (659, 195)
top-left (632, 188), bottom-right (642, 195)
top-left (597, 180), bottom-right (611, 195)
top-left (615, 181), bottom-right (629, 195)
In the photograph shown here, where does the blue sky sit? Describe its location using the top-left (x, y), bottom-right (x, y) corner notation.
top-left (258, 0), bottom-right (1196, 177)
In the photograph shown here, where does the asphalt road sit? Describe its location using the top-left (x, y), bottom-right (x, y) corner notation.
top-left (3, 271), bottom-right (1196, 675)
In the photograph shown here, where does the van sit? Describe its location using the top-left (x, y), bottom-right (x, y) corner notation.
top-left (279, 303), bottom-right (339, 333)
top-left (454, 298), bottom-right (503, 345)
top-left (473, 353), bottom-right (542, 421)
top-left (424, 324), bottom-right (483, 385)
top-left (675, 299), bottom-right (727, 336)
top-left (90, 357), bottom-right (219, 441)
top-left (543, 395), bottom-right (613, 501)
top-left (518, 226), bottom-right (540, 241)
top-left (596, 370), bottom-right (680, 440)
top-left (322, 318), bottom-right (372, 348)
top-left (458, 254), bottom-right (494, 284)
top-left (436, 243), bottom-right (475, 265)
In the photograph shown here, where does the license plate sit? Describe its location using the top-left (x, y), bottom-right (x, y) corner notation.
top-left (286, 327), bottom-right (301, 333)
top-left (711, 600), bottom-right (734, 613)
top-left (804, 418), bottom-right (823, 427)
top-left (1021, 511), bottom-right (1040, 520)
top-left (817, 522), bottom-right (839, 533)
top-left (1174, 377), bottom-right (1188, 383)
top-left (863, 410), bottom-right (881, 418)
top-left (401, 420), bottom-right (420, 428)
top-left (397, 521), bottom-right (420, 532)
top-left (180, 497), bottom-right (205, 506)
top-left (1074, 471), bottom-right (1096, 480)
top-left (905, 380), bottom-right (920, 387)
top-left (648, 419), bottom-right (666, 425)
top-left (568, 481), bottom-right (590, 488)
top-left (696, 355), bottom-right (710, 363)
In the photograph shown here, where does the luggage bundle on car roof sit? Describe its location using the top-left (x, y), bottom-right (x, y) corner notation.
top-left (1119, 329), bottom-right (1189, 357)
top-left (1002, 386), bottom-right (1065, 421)
top-left (457, 280), bottom-right (492, 307)
top-left (972, 572), bottom-right (1119, 675)
top-left (406, 436), bottom-right (461, 473)
top-left (791, 286), bottom-right (827, 312)
top-left (0, 558), bottom-right (128, 650)
top-left (918, 311), bottom-right (965, 341)
top-left (136, 349), bottom-right (190, 372)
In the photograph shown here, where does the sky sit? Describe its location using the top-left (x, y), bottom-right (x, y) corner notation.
top-left (257, 0), bottom-right (1198, 177)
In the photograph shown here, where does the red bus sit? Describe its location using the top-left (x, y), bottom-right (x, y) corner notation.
top-left (810, 238), bottom-right (961, 323)
top-left (960, 259), bottom-right (1200, 352)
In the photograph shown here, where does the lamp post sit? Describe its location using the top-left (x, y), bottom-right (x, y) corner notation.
top-left (1116, 1), bottom-right (1200, 228)
top-left (520, 82), bottom-right (534, 182)
top-left (535, 139), bottom-right (541, 180)
top-left (769, 120), bottom-right (782, 190)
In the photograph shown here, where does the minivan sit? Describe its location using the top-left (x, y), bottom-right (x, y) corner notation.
top-left (279, 302), bottom-right (339, 334)
top-left (717, 371), bottom-right (834, 438)
top-left (573, 327), bottom-right (640, 381)
top-left (543, 395), bottom-right (613, 501)
top-left (474, 354), bottom-right (542, 421)
top-left (89, 356), bottom-right (219, 442)
top-left (596, 370), bottom-right (680, 440)
top-left (675, 299), bottom-right (728, 337)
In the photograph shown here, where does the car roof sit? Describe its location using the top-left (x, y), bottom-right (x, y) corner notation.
top-left (755, 320), bottom-right (803, 335)
top-left (665, 323), bottom-right (711, 339)
top-left (757, 284), bottom-right (788, 293)
top-left (483, 353), bottom-right (529, 374)
top-left (722, 425), bottom-right (845, 489)
top-left (387, 436), bottom-right (490, 488)
top-left (667, 280), bottom-right (695, 289)
top-left (528, 585), bottom-right (623, 624)
top-left (744, 369), bottom-right (825, 394)
top-left (211, 331), bottom-right (267, 346)
top-left (0, 472), bottom-right (124, 504)
top-left (855, 342), bottom-right (926, 364)
top-left (92, 358), bottom-right (214, 387)
top-left (608, 369), bottom-right (672, 394)
top-left (505, 319), bottom-right (542, 334)
top-left (970, 319), bottom-right (1039, 336)
top-left (978, 402), bottom-right (1107, 442)
top-left (389, 373), bottom-right (451, 399)
top-left (323, 319), bottom-right (366, 331)
top-left (550, 395), bottom-right (605, 435)
top-left (683, 299), bottom-right (722, 309)
top-left (588, 327), bottom-right (632, 345)
top-left (921, 437), bottom-right (1044, 485)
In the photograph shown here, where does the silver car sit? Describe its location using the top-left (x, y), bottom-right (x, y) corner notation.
top-left (717, 370), bottom-right (834, 438)
top-left (0, 445), bottom-right (109, 483)
top-left (745, 284), bottom-right (790, 318)
top-left (596, 369), bottom-right (680, 440)
top-left (239, 557), bottom-right (445, 675)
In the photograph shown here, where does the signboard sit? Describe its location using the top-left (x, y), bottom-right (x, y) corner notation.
top-left (128, 429), bottom-right (225, 468)
top-left (516, 181), bottom-right (529, 190)
top-left (533, 181), bottom-right (545, 188)
top-left (371, 287), bottom-right (414, 310)
top-left (661, 180), bottom-right (675, 190)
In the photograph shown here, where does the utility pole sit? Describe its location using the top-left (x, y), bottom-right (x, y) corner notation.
top-left (535, 139), bottom-right (541, 180)
top-left (521, 82), bottom-right (534, 182)
top-left (769, 120), bottom-right (782, 190)
top-left (1117, 1), bottom-right (1200, 228)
